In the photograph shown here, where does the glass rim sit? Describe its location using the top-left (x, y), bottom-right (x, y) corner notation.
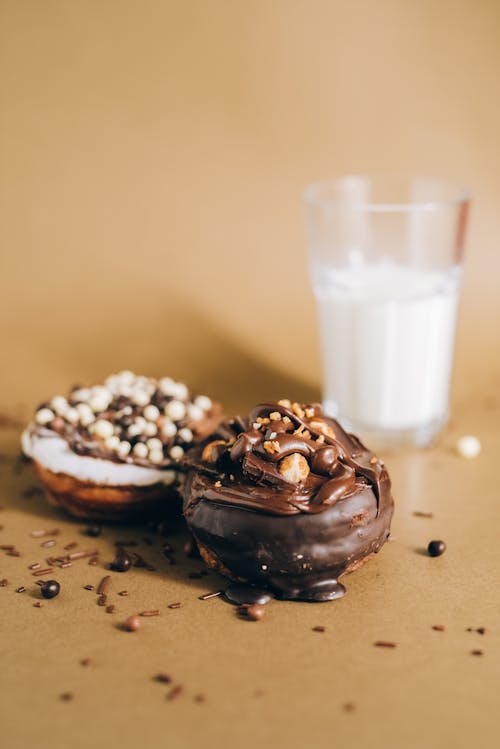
top-left (303, 175), bottom-right (471, 213)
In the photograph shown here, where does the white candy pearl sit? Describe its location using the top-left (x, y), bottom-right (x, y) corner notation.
top-left (147, 438), bottom-right (163, 451)
top-left (144, 422), bottom-right (158, 437)
top-left (149, 449), bottom-right (164, 464)
top-left (76, 403), bottom-right (94, 426)
top-left (178, 427), bottom-right (193, 443)
top-left (117, 441), bottom-right (131, 457)
top-left (105, 435), bottom-right (120, 450)
top-left (131, 390), bottom-right (150, 407)
top-left (35, 408), bottom-right (55, 426)
top-left (72, 388), bottom-right (90, 402)
top-left (161, 421), bottom-right (177, 438)
top-left (51, 396), bottom-right (68, 415)
top-left (456, 435), bottom-right (481, 459)
top-left (117, 370), bottom-right (135, 385)
top-left (133, 442), bottom-right (148, 458)
top-left (171, 382), bottom-right (188, 400)
top-left (143, 404), bottom-right (160, 422)
top-left (187, 404), bottom-right (204, 422)
top-left (127, 424), bottom-right (143, 438)
top-left (169, 445), bottom-right (184, 461)
top-left (65, 407), bottom-right (80, 425)
top-left (165, 400), bottom-right (186, 422)
top-left (92, 420), bottom-right (115, 439)
top-left (194, 395), bottom-right (212, 411)
top-left (89, 386), bottom-right (112, 413)
top-left (159, 377), bottom-right (176, 396)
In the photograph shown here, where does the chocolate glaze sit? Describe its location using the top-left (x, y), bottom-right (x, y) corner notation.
top-left (183, 401), bottom-right (394, 601)
top-left (224, 584), bottom-right (274, 606)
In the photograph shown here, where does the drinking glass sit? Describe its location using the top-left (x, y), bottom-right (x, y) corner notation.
top-left (304, 175), bottom-right (470, 449)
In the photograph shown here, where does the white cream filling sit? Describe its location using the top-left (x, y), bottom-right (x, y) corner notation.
top-left (21, 428), bottom-right (177, 487)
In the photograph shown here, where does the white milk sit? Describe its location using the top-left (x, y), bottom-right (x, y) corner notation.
top-left (311, 264), bottom-right (461, 433)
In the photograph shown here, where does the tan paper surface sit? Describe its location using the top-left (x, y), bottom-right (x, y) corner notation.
top-left (1, 2), bottom-right (499, 747)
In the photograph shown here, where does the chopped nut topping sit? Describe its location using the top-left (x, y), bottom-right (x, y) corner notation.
top-left (263, 440), bottom-right (280, 454)
top-left (282, 416), bottom-right (292, 425)
top-left (269, 411), bottom-right (282, 421)
top-left (279, 453), bottom-right (310, 483)
top-left (214, 480), bottom-right (222, 488)
top-left (277, 399), bottom-right (292, 408)
top-left (291, 402), bottom-right (305, 418)
top-left (309, 419), bottom-right (335, 438)
top-left (304, 407), bottom-right (315, 418)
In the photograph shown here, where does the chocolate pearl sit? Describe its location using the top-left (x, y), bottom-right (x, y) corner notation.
top-left (125, 615), bottom-right (141, 632)
top-left (111, 550), bottom-right (132, 572)
top-left (85, 525), bottom-right (102, 537)
top-left (428, 540), bottom-right (446, 557)
top-left (40, 580), bottom-right (60, 599)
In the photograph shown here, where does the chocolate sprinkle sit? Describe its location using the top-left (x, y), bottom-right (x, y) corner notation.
top-left (167, 602), bottom-right (182, 609)
top-left (432, 625), bottom-right (445, 632)
top-left (32, 568), bottom-right (54, 576)
top-left (312, 626), bottom-right (326, 632)
top-left (471, 649), bottom-right (483, 656)
top-left (97, 576), bottom-right (111, 595)
top-left (166, 685), bottom-right (184, 701)
top-left (16, 586), bottom-right (26, 593)
top-left (139, 610), bottom-right (160, 617)
top-left (154, 673), bottom-right (172, 683)
top-left (374, 641), bottom-right (396, 648)
top-left (0, 578), bottom-right (8, 587)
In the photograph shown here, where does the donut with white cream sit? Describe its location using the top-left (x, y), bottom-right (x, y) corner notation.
top-left (21, 372), bottom-right (222, 520)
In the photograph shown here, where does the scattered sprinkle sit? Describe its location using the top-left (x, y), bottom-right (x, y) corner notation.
top-left (374, 641), bottom-right (396, 648)
top-left (312, 626), bottom-right (326, 633)
top-left (154, 673), bottom-right (172, 683)
top-left (432, 625), bottom-right (445, 632)
top-left (166, 685), bottom-right (184, 701)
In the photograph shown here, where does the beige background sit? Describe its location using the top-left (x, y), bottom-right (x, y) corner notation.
top-left (1, 2), bottom-right (499, 748)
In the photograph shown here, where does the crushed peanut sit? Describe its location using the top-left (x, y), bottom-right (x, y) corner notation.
top-left (278, 453), bottom-right (310, 483)
top-left (263, 440), bottom-right (281, 454)
top-left (291, 403), bottom-right (305, 418)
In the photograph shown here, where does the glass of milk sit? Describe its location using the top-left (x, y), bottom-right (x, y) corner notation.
top-left (304, 176), bottom-right (470, 449)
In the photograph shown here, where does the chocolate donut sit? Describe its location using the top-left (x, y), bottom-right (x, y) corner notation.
top-left (21, 372), bottom-right (222, 521)
top-left (183, 401), bottom-right (394, 601)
